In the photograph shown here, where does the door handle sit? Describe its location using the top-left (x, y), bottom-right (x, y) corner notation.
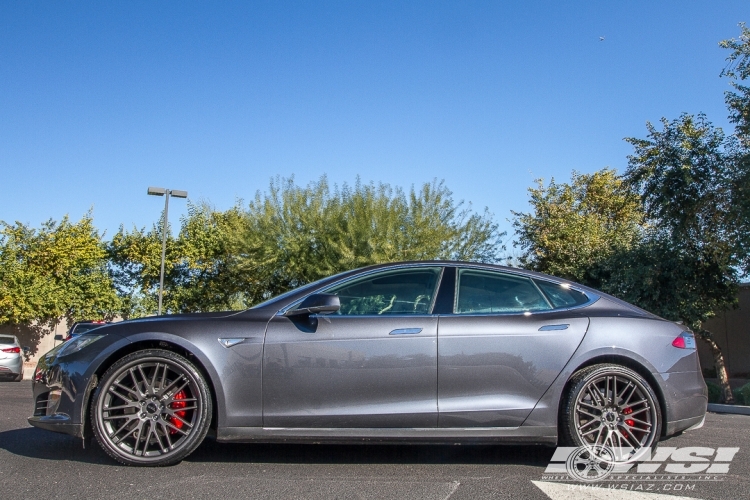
top-left (389, 328), bottom-right (423, 335)
top-left (538, 324), bottom-right (569, 331)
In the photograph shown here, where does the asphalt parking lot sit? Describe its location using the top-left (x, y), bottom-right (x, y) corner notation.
top-left (1, 381), bottom-right (748, 500)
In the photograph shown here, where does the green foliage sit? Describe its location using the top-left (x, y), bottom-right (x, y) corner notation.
top-left (108, 203), bottom-right (248, 317)
top-left (232, 176), bottom-right (503, 305)
top-left (623, 114), bottom-right (741, 332)
top-left (732, 382), bottom-right (750, 405)
top-left (720, 22), bottom-right (750, 146)
top-left (706, 380), bottom-right (722, 404)
top-left (511, 169), bottom-right (644, 288)
top-left (173, 203), bottom-right (248, 312)
top-left (0, 214), bottom-right (120, 326)
top-left (107, 220), bottom-right (176, 317)
top-left (107, 177), bottom-right (502, 314)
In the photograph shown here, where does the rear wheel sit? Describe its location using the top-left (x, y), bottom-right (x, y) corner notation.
top-left (561, 364), bottom-right (661, 463)
top-left (91, 349), bottom-right (212, 466)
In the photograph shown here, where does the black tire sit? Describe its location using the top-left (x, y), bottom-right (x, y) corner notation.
top-left (91, 349), bottom-right (212, 466)
top-left (14, 373), bottom-right (23, 382)
top-left (561, 364), bottom-right (661, 463)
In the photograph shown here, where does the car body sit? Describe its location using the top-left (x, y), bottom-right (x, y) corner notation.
top-left (0, 335), bottom-right (26, 382)
top-left (28, 261), bottom-right (707, 466)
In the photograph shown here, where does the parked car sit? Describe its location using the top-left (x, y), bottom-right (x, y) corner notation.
top-left (28, 261), bottom-right (707, 466)
top-left (55, 321), bottom-right (110, 342)
top-left (0, 335), bottom-right (30, 382)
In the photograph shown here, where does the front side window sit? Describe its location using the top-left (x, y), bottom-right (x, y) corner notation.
top-left (323, 267), bottom-right (442, 316)
top-left (455, 269), bottom-right (551, 314)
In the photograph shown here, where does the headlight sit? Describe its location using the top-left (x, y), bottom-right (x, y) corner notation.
top-left (57, 334), bottom-right (106, 357)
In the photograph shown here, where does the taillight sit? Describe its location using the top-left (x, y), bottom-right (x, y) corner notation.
top-left (672, 332), bottom-right (696, 349)
top-left (2, 347), bottom-right (20, 353)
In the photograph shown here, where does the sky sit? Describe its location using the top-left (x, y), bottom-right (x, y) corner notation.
top-left (1, 1), bottom-right (747, 247)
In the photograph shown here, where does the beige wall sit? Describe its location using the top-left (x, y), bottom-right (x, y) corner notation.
top-left (698, 283), bottom-right (750, 377)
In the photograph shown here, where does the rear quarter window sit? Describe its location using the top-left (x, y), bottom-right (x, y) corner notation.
top-left (534, 279), bottom-right (589, 309)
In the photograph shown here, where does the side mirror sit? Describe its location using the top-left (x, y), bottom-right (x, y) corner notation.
top-left (285, 293), bottom-right (340, 317)
top-left (54, 335), bottom-right (64, 341)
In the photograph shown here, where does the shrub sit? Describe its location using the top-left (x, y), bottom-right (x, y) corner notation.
top-left (732, 382), bottom-right (750, 405)
top-left (706, 380), bottom-right (723, 404)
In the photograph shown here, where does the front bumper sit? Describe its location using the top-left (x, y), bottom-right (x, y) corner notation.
top-left (27, 414), bottom-right (83, 438)
top-left (28, 333), bottom-right (125, 439)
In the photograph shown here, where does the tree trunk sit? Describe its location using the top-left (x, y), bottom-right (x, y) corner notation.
top-left (701, 334), bottom-right (735, 404)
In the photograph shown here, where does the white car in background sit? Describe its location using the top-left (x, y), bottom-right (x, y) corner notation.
top-left (0, 335), bottom-right (29, 382)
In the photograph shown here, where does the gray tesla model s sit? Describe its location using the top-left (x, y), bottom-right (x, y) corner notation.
top-left (29, 261), bottom-right (707, 466)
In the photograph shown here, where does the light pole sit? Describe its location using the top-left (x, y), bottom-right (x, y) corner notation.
top-left (147, 186), bottom-right (188, 315)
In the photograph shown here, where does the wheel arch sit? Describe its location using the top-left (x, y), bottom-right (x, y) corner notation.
top-left (82, 337), bottom-right (221, 440)
top-left (557, 354), bottom-right (669, 438)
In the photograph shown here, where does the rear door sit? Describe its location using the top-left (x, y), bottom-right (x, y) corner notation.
top-left (437, 267), bottom-right (590, 427)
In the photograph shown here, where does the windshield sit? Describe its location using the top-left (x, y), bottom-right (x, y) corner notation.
top-left (250, 270), bottom-right (353, 310)
top-left (72, 323), bottom-right (105, 334)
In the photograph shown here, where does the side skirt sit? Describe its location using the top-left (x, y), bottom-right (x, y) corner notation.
top-left (216, 426), bottom-right (558, 445)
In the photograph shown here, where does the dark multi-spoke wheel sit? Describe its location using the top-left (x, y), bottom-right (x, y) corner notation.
top-left (562, 364), bottom-right (662, 463)
top-left (91, 349), bottom-right (212, 466)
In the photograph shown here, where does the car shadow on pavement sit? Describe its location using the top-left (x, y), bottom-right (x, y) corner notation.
top-left (0, 427), bottom-right (555, 467)
top-left (187, 438), bottom-right (556, 466)
top-left (0, 428), bottom-right (112, 465)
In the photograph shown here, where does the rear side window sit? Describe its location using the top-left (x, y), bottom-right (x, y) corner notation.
top-left (534, 279), bottom-right (589, 309)
top-left (455, 269), bottom-right (551, 314)
top-left (0, 335), bottom-right (17, 345)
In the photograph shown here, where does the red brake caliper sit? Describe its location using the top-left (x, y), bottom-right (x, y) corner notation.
top-left (623, 406), bottom-right (635, 428)
top-left (169, 390), bottom-right (187, 434)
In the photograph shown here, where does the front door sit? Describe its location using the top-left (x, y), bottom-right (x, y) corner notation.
top-left (263, 266), bottom-right (443, 428)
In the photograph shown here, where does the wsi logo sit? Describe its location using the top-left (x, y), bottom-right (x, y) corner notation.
top-left (543, 446), bottom-right (739, 483)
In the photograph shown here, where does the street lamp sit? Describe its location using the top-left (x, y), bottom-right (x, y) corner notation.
top-left (147, 186), bottom-right (188, 315)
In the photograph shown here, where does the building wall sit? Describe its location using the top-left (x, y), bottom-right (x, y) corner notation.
top-left (698, 283), bottom-right (750, 377)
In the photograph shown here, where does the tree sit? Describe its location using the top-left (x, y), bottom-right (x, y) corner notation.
top-left (720, 24), bottom-right (750, 273)
top-left (108, 202), bottom-right (248, 316)
top-left (171, 203), bottom-right (248, 312)
top-left (0, 214), bottom-right (121, 351)
top-left (720, 22), bottom-right (750, 147)
top-left (511, 169), bottom-right (645, 287)
top-left (107, 221), bottom-right (175, 318)
top-left (231, 176), bottom-right (504, 303)
top-left (624, 114), bottom-right (741, 403)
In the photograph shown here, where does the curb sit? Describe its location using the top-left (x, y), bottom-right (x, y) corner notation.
top-left (707, 403), bottom-right (750, 416)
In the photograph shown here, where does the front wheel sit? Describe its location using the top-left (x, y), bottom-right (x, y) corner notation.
top-left (561, 364), bottom-right (662, 463)
top-left (91, 349), bottom-right (212, 466)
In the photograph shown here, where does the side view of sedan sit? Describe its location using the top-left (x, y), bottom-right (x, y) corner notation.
top-left (28, 261), bottom-right (707, 466)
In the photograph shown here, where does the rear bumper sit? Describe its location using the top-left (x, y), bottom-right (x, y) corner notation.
top-left (0, 356), bottom-right (23, 376)
top-left (660, 370), bottom-right (708, 437)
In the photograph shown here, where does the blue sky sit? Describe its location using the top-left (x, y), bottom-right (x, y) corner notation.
top-left (1, 1), bottom-right (747, 246)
